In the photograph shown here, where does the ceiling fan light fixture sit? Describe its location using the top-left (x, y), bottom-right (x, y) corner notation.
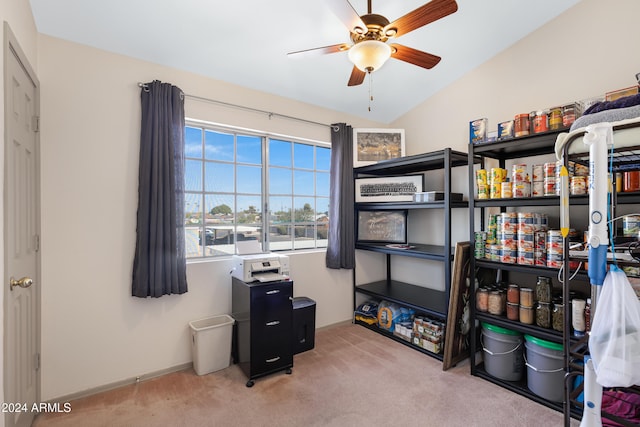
top-left (348, 40), bottom-right (391, 73)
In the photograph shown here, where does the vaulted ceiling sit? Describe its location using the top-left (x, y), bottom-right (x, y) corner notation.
top-left (30, 0), bottom-right (581, 123)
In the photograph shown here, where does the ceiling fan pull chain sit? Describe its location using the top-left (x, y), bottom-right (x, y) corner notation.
top-left (368, 72), bottom-right (373, 112)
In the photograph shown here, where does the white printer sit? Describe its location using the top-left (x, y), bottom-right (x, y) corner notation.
top-left (231, 253), bottom-right (290, 283)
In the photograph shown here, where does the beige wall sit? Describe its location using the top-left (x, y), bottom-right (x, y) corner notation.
top-left (393, 0), bottom-right (640, 153)
top-left (37, 35), bottom-right (381, 400)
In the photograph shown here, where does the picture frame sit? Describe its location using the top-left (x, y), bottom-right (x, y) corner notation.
top-left (443, 241), bottom-right (472, 371)
top-left (356, 210), bottom-right (407, 244)
top-left (355, 175), bottom-right (423, 203)
top-left (353, 128), bottom-right (405, 167)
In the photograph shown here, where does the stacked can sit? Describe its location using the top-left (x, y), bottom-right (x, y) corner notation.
top-left (511, 164), bottom-right (531, 198)
top-left (546, 230), bottom-right (563, 268)
top-left (543, 162), bottom-right (557, 196)
top-left (476, 169), bottom-right (488, 199)
top-left (499, 212), bottom-right (517, 263)
top-left (490, 168), bottom-right (507, 199)
top-left (571, 162), bottom-right (589, 195)
top-left (532, 164), bottom-right (544, 197)
top-left (516, 212), bottom-right (535, 265)
top-left (474, 231), bottom-right (487, 259)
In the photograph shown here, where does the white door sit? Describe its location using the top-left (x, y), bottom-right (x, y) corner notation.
top-left (4, 25), bottom-right (40, 427)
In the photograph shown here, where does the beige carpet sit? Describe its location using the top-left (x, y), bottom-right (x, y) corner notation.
top-left (33, 322), bottom-right (578, 427)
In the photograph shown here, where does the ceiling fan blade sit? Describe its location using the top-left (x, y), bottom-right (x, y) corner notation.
top-left (326, 0), bottom-right (367, 33)
top-left (386, 0), bottom-right (458, 38)
top-left (391, 44), bottom-right (441, 69)
top-left (347, 66), bottom-right (366, 86)
top-left (288, 43), bottom-right (350, 58)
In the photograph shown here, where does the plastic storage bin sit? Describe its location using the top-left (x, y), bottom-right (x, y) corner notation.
top-left (189, 314), bottom-right (235, 376)
top-left (524, 334), bottom-right (565, 402)
top-left (293, 297), bottom-right (316, 355)
top-left (481, 322), bottom-right (524, 382)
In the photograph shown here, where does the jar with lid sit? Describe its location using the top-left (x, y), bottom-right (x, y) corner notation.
top-left (520, 287), bottom-right (534, 307)
top-left (488, 290), bottom-right (505, 315)
top-left (549, 107), bottom-right (563, 130)
top-left (536, 301), bottom-right (551, 328)
top-left (507, 284), bottom-right (520, 304)
top-left (520, 305), bottom-right (534, 324)
top-left (552, 302), bottom-right (564, 332)
top-left (476, 288), bottom-right (489, 312)
top-left (536, 276), bottom-right (552, 303)
top-left (563, 104), bottom-right (576, 127)
top-left (623, 171), bottom-right (640, 192)
top-left (506, 302), bottom-right (519, 321)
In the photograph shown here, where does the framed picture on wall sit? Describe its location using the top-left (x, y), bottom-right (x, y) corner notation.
top-left (357, 210), bottom-right (407, 244)
top-left (355, 175), bottom-right (423, 203)
top-left (353, 128), bottom-right (405, 167)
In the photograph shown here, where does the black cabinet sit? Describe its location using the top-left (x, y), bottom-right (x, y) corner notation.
top-left (232, 277), bottom-right (293, 387)
top-left (353, 149), bottom-right (474, 361)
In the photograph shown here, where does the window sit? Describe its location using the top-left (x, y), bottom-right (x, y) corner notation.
top-left (184, 122), bottom-right (330, 258)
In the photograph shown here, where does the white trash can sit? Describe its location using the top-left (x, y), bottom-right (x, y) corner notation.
top-left (189, 314), bottom-right (235, 376)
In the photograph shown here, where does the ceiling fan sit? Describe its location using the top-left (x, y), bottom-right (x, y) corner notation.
top-left (288, 0), bottom-right (458, 86)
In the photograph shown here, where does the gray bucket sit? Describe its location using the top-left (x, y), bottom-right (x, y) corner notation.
top-left (481, 322), bottom-right (524, 382)
top-left (524, 335), bottom-right (564, 402)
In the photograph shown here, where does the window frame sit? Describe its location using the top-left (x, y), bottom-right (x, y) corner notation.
top-left (184, 119), bottom-right (331, 260)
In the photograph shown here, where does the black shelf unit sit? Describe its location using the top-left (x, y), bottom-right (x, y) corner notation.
top-left (468, 129), bottom-right (593, 413)
top-left (353, 148), bottom-right (478, 361)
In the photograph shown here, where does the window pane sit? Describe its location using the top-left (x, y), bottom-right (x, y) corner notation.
top-left (237, 135), bottom-right (261, 165)
top-left (205, 194), bottom-right (235, 256)
top-left (185, 160), bottom-right (202, 192)
top-left (185, 193), bottom-right (203, 225)
top-left (185, 127), bottom-right (203, 158)
top-left (205, 162), bottom-right (234, 193)
top-left (185, 226), bottom-right (202, 258)
top-left (269, 196), bottom-right (292, 251)
top-left (294, 143), bottom-right (313, 169)
top-left (317, 147), bottom-right (330, 171)
top-left (294, 171), bottom-right (314, 196)
top-left (269, 168), bottom-right (292, 194)
top-left (205, 130), bottom-right (234, 161)
top-left (316, 172), bottom-right (329, 197)
top-left (269, 139), bottom-right (291, 167)
top-left (237, 165), bottom-right (262, 194)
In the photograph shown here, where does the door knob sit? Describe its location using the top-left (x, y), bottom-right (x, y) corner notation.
top-left (9, 276), bottom-right (33, 291)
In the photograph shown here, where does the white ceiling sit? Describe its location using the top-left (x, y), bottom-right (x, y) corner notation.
top-left (29, 0), bottom-right (581, 124)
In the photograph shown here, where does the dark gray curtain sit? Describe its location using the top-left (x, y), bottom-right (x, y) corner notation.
top-left (325, 123), bottom-right (355, 269)
top-left (132, 80), bottom-right (188, 297)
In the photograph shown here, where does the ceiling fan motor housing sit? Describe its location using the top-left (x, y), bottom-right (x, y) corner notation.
top-left (351, 13), bottom-right (397, 43)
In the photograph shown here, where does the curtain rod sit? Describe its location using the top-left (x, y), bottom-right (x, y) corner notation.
top-left (137, 82), bottom-right (338, 131)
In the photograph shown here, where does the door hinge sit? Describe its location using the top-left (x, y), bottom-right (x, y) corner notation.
top-left (35, 234), bottom-right (40, 252)
top-left (35, 353), bottom-right (41, 371)
top-left (33, 116), bottom-right (40, 133)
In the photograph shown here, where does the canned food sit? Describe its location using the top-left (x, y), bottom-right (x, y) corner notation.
top-left (490, 182), bottom-right (502, 199)
top-left (534, 250), bottom-right (547, 266)
top-left (544, 177), bottom-right (557, 196)
top-left (515, 113), bottom-right (530, 137)
top-left (571, 176), bottom-right (587, 195)
top-left (544, 162), bottom-right (556, 179)
top-left (511, 164), bottom-right (528, 183)
top-left (547, 230), bottom-right (563, 253)
top-left (490, 168), bottom-right (506, 183)
top-left (532, 164), bottom-right (544, 182)
top-left (623, 215), bottom-right (640, 237)
top-left (476, 169), bottom-right (487, 185)
top-left (563, 104), bottom-right (576, 127)
top-left (535, 231), bottom-right (547, 250)
top-left (517, 249), bottom-right (534, 266)
top-left (547, 252), bottom-right (563, 269)
top-left (513, 182), bottom-right (531, 198)
top-left (477, 182), bottom-right (489, 199)
top-left (500, 248), bottom-right (517, 264)
top-left (533, 111), bottom-right (548, 133)
top-left (532, 181), bottom-right (544, 197)
top-left (488, 244), bottom-right (501, 262)
top-left (501, 181), bottom-right (512, 198)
